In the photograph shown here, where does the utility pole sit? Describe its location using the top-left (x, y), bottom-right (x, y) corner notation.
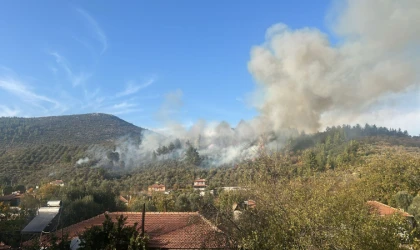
top-left (141, 203), bottom-right (145, 237)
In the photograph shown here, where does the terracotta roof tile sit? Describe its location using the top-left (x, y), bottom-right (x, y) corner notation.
top-left (48, 212), bottom-right (230, 249)
top-left (246, 200), bottom-right (256, 208)
top-left (367, 201), bottom-right (413, 217)
top-left (119, 196), bottom-right (129, 203)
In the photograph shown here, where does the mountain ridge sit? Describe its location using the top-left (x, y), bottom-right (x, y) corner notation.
top-left (0, 113), bottom-right (146, 148)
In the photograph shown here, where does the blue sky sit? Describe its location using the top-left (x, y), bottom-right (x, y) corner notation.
top-left (0, 0), bottom-right (330, 129)
top-left (1, 1), bottom-right (418, 135)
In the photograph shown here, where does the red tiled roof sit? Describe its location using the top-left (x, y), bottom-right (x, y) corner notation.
top-left (119, 196), bottom-right (129, 203)
top-left (194, 179), bottom-right (206, 182)
top-left (48, 212), bottom-right (230, 249)
top-left (367, 201), bottom-right (413, 217)
top-left (246, 200), bottom-right (256, 208)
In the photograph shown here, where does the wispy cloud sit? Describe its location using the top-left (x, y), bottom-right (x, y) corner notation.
top-left (50, 52), bottom-right (90, 86)
top-left (0, 78), bottom-right (58, 106)
top-left (0, 76), bottom-right (62, 111)
top-left (99, 101), bottom-right (143, 115)
top-left (110, 108), bottom-right (143, 115)
top-left (81, 87), bottom-right (105, 110)
top-left (79, 86), bottom-right (146, 116)
top-left (116, 79), bottom-right (154, 97)
top-left (0, 105), bottom-right (20, 117)
top-left (0, 63), bottom-right (153, 119)
top-left (76, 8), bottom-right (108, 54)
top-left (112, 102), bottom-right (137, 109)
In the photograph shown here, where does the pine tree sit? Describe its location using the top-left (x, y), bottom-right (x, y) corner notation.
top-left (185, 145), bottom-right (201, 166)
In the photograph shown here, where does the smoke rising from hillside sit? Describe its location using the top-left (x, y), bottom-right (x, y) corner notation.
top-left (76, 157), bottom-right (90, 165)
top-left (156, 0), bottom-right (419, 165)
top-left (87, 0), bottom-right (420, 168)
top-left (249, 0), bottom-right (420, 132)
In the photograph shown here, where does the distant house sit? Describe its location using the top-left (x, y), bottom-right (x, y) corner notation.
top-left (119, 195), bottom-right (129, 206)
top-left (367, 201), bottom-right (415, 226)
top-left (148, 184), bottom-right (166, 192)
top-left (0, 194), bottom-right (22, 207)
top-left (367, 201), bottom-right (413, 217)
top-left (49, 180), bottom-right (64, 187)
top-left (26, 212), bottom-right (232, 249)
top-left (367, 201), bottom-right (415, 243)
top-left (233, 200), bottom-right (256, 221)
top-left (193, 179), bottom-right (207, 191)
top-left (233, 200), bottom-right (256, 211)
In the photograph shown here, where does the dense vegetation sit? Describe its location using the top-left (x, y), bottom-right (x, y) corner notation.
top-left (0, 113), bottom-right (149, 185)
top-left (1, 115), bottom-right (420, 249)
top-left (215, 145), bottom-right (420, 249)
top-left (0, 113), bottom-right (145, 148)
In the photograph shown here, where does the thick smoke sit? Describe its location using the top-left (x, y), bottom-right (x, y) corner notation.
top-left (87, 0), bottom-right (420, 168)
top-left (248, 0), bottom-right (420, 132)
top-left (145, 90), bottom-right (290, 166)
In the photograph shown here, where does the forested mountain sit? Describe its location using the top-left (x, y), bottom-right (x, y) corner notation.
top-left (0, 113), bottom-right (145, 148)
top-left (0, 113), bottom-right (150, 185)
top-left (1, 118), bottom-right (420, 248)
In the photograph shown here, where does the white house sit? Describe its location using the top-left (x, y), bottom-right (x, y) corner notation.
top-left (193, 179), bottom-right (207, 191)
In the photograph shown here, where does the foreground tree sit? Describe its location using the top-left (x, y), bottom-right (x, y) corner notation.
top-left (78, 214), bottom-right (148, 250)
top-left (408, 196), bottom-right (420, 223)
top-left (219, 152), bottom-right (414, 249)
top-left (394, 191), bottom-right (413, 212)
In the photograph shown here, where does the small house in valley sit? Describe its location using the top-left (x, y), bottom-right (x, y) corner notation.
top-left (233, 200), bottom-right (256, 220)
top-left (49, 180), bottom-right (64, 187)
top-left (193, 179), bottom-right (207, 191)
top-left (148, 184), bottom-right (166, 192)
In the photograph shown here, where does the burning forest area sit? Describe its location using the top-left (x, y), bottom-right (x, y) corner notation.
top-left (1, 0), bottom-right (420, 249)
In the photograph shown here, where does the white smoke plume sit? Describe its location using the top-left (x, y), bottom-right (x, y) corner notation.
top-left (76, 157), bottom-right (90, 165)
top-left (248, 0), bottom-right (420, 133)
top-left (89, 0), bottom-right (420, 168)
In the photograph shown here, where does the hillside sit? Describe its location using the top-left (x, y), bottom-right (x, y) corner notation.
top-left (1, 122), bottom-right (420, 249)
top-left (0, 113), bottom-right (148, 184)
top-left (0, 113), bottom-right (146, 148)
